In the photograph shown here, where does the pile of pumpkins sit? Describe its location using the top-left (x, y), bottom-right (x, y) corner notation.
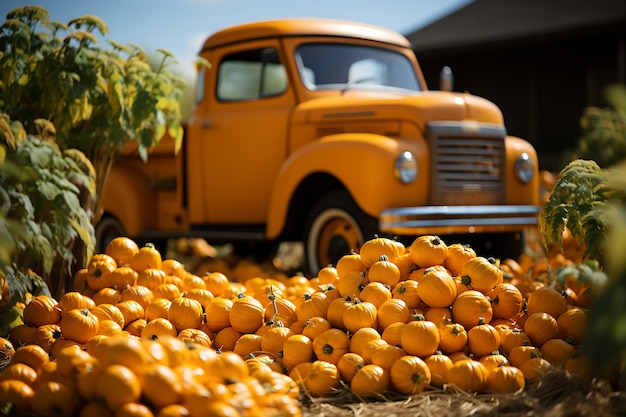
top-left (0, 234), bottom-right (594, 416)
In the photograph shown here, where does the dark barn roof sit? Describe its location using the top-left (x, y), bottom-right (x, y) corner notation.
top-left (406, 0), bottom-right (626, 55)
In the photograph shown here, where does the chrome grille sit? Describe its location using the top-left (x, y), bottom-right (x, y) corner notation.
top-left (427, 121), bottom-right (506, 204)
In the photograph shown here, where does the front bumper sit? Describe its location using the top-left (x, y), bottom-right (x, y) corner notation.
top-left (379, 205), bottom-right (540, 236)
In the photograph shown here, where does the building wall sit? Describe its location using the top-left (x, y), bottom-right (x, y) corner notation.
top-left (415, 30), bottom-right (625, 171)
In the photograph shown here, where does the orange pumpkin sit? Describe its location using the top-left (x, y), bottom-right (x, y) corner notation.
top-left (524, 312), bottom-right (558, 346)
top-left (349, 327), bottom-right (381, 357)
top-left (400, 315), bottom-right (440, 357)
top-left (58, 291), bottom-right (95, 312)
top-left (91, 303), bottom-right (126, 328)
top-left (177, 328), bottom-right (213, 348)
top-left (467, 318), bottom-right (501, 357)
top-left (120, 285), bottom-right (153, 309)
top-left (539, 338), bottom-right (575, 366)
top-left (204, 297), bottom-right (233, 333)
top-left (31, 381), bottom-right (78, 417)
top-left (60, 308), bottom-right (99, 344)
top-left (96, 364), bottom-right (142, 409)
top-left (409, 235), bottom-right (448, 268)
top-left (168, 297), bottom-right (203, 332)
top-left (350, 364), bottom-right (390, 397)
top-left (391, 279), bottom-right (421, 309)
top-left (556, 307), bottom-right (588, 343)
top-left (367, 255), bottom-right (401, 287)
top-left (526, 287), bottom-right (567, 319)
top-left (138, 362), bottom-right (183, 408)
top-left (336, 271), bottom-right (367, 299)
top-left (141, 317), bottom-right (177, 339)
top-left (487, 365), bottom-right (525, 393)
top-left (326, 297), bottom-right (353, 331)
top-left (282, 334), bottom-right (314, 371)
top-left (296, 291), bottom-right (331, 322)
top-left (451, 290), bottom-right (493, 329)
top-left (129, 243), bottom-right (162, 273)
top-left (359, 236), bottom-right (399, 267)
top-left (343, 298), bottom-right (378, 333)
top-left (0, 379), bottom-right (34, 415)
top-left (438, 322), bottom-right (468, 355)
top-left (460, 256), bottom-right (503, 293)
top-left (229, 293), bottom-right (265, 334)
top-left (23, 295), bottom-right (61, 327)
top-left (416, 266), bottom-right (457, 308)
top-left (486, 283), bottom-right (523, 319)
top-left (105, 236), bottom-right (139, 267)
top-left (335, 250), bottom-right (366, 278)
top-left (136, 268), bottom-right (168, 290)
top-left (443, 243), bottom-right (476, 276)
top-left (358, 281), bottom-right (392, 309)
top-left (117, 300), bottom-right (146, 327)
top-left (424, 351), bottom-right (453, 388)
top-left (0, 363), bottom-right (37, 388)
top-left (312, 328), bottom-right (350, 365)
top-left (446, 359), bottom-right (489, 393)
top-left (303, 360), bottom-right (341, 397)
top-left (389, 354), bottom-right (431, 395)
top-left (520, 356), bottom-right (552, 383)
top-left (337, 352), bottom-right (365, 383)
top-left (377, 298), bottom-right (411, 330)
top-left (31, 324), bottom-right (62, 353)
top-left (86, 255), bottom-right (117, 290)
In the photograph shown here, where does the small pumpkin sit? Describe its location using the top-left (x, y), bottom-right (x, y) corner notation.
top-left (58, 291), bottom-right (95, 312)
top-left (526, 287), bottom-right (567, 319)
top-left (524, 312), bottom-right (558, 346)
top-left (105, 236), bottom-right (139, 266)
top-left (467, 318), bottom-right (501, 357)
top-left (337, 352), bottom-right (365, 383)
top-left (438, 322), bottom-right (468, 355)
top-left (138, 363), bottom-right (183, 409)
top-left (389, 354), bottom-right (431, 395)
top-left (350, 364), bottom-right (390, 397)
top-left (325, 297), bottom-right (353, 331)
top-left (409, 235), bottom-right (448, 268)
top-left (303, 360), bottom-right (341, 397)
top-left (136, 268), bottom-right (168, 290)
top-left (359, 236), bottom-right (399, 267)
top-left (446, 359), bottom-right (489, 393)
top-left (120, 285), bottom-right (154, 309)
top-left (335, 250), bottom-right (366, 278)
top-left (117, 300), bottom-right (146, 327)
top-left (460, 256), bottom-right (503, 293)
top-left (487, 365), bottom-right (525, 393)
top-left (377, 298), bottom-right (411, 330)
top-left (0, 379), bottom-right (34, 415)
top-left (486, 283), bottom-right (523, 319)
top-left (96, 364), bottom-right (142, 409)
top-left (391, 279), bottom-right (421, 309)
top-left (168, 296), bottom-right (204, 332)
top-left (202, 271), bottom-right (231, 297)
top-left (229, 293), bottom-right (266, 334)
top-left (424, 351), bottom-right (453, 388)
top-left (204, 297), bottom-right (233, 333)
top-left (451, 290), bottom-right (493, 329)
top-left (59, 308), bottom-right (99, 344)
top-left (312, 328), bottom-right (350, 365)
top-left (296, 291), bottom-right (331, 322)
top-left (129, 242), bottom-right (162, 273)
top-left (282, 334), bottom-right (314, 371)
top-left (358, 281), bottom-right (392, 309)
top-left (343, 298), bottom-right (378, 333)
top-left (302, 316), bottom-right (332, 340)
top-left (400, 315), bottom-right (440, 357)
top-left (416, 267), bottom-right (457, 308)
top-left (367, 255), bottom-right (401, 288)
top-left (443, 243), bottom-right (476, 276)
top-left (141, 317), bottom-right (178, 339)
top-left (23, 295), bottom-right (61, 327)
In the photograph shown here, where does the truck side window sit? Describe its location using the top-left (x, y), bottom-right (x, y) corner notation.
top-left (217, 47), bottom-right (287, 101)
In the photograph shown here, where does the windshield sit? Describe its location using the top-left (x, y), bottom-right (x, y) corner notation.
top-left (295, 43), bottom-right (421, 92)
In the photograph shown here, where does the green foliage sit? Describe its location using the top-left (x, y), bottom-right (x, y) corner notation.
top-left (568, 84), bottom-right (626, 168)
top-left (539, 159), bottom-right (610, 262)
top-left (0, 6), bottom-right (186, 304)
top-left (0, 5), bottom-right (186, 219)
top-left (0, 114), bottom-right (95, 305)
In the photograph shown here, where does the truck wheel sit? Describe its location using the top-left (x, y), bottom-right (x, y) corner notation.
top-left (304, 190), bottom-right (378, 275)
top-left (94, 215), bottom-right (125, 253)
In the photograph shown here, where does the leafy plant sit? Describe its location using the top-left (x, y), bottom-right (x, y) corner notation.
top-left (0, 5), bottom-right (185, 223)
top-left (0, 6), bottom-right (186, 300)
top-left (567, 84), bottom-right (626, 168)
top-left (0, 114), bottom-right (95, 306)
top-left (539, 159), bottom-right (610, 263)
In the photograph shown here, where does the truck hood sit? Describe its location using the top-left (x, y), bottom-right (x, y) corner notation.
top-left (291, 90), bottom-right (505, 132)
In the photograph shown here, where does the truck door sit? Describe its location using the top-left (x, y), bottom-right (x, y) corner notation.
top-left (188, 41), bottom-right (296, 225)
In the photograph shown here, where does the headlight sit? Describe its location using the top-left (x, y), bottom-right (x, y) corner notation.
top-left (515, 152), bottom-right (535, 184)
top-left (394, 151), bottom-right (418, 184)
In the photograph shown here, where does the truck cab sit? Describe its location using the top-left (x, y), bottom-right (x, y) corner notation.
top-left (99, 18), bottom-right (539, 274)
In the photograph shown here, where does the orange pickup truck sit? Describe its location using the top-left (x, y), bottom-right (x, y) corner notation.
top-left (98, 18), bottom-right (540, 274)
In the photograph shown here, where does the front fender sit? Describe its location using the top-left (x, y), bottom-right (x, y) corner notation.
top-left (101, 166), bottom-right (156, 237)
top-left (266, 133), bottom-right (428, 239)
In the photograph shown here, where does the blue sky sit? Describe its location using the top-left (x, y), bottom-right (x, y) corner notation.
top-left (0, 0), bottom-right (473, 77)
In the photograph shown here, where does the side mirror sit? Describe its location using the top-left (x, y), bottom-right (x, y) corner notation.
top-left (439, 66), bottom-right (454, 92)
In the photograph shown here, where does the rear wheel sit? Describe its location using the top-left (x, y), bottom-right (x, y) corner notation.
top-left (304, 190), bottom-right (378, 275)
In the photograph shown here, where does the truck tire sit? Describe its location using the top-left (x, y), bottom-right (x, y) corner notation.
top-left (304, 190), bottom-right (378, 276)
top-left (94, 215), bottom-right (125, 254)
